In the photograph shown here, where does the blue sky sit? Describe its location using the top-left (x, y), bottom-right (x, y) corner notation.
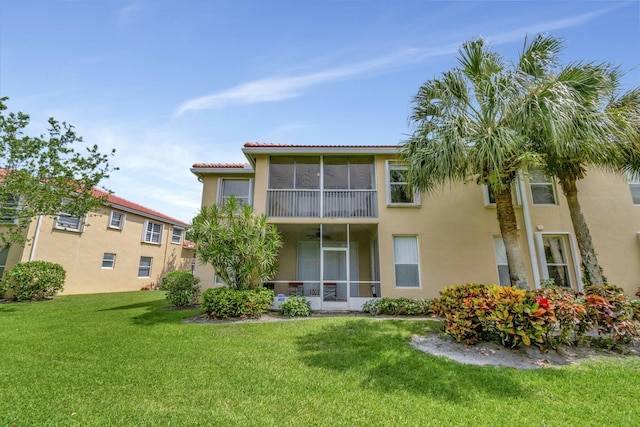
top-left (1, 0), bottom-right (639, 223)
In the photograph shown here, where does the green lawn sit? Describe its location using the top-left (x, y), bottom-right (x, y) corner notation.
top-left (1, 291), bottom-right (639, 426)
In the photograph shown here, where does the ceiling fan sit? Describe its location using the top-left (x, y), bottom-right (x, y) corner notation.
top-left (306, 228), bottom-right (331, 240)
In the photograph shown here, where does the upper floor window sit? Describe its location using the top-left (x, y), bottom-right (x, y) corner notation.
top-left (483, 184), bottom-right (521, 207)
top-left (219, 179), bottom-right (252, 206)
top-left (386, 162), bottom-right (420, 206)
top-left (55, 199), bottom-right (83, 232)
top-left (171, 227), bottom-right (184, 244)
top-left (0, 195), bottom-right (19, 225)
top-left (142, 220), bottom-right (163, 244)
top-left (269, 156), bottom-right (320, 189)
top-left (109, 211), bottom-right (125, 229)
top-left (529, 169), bottom-right (556, 205)
top-left (627, 172), bottom-right (640, 205)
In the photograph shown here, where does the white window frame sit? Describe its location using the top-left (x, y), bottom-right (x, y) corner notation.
top-left (529, 169), bottom-right (557, 205)
top-left (171, 227), bottom-right (184, 245)
top-left (482, 184), bottom-right (522, 207)
top-left (0, 247), bottom-right (9, 278)
top-left (138, 256), bottom-right (152, 278)
top-left (492, 236), bottom-right (510, 286)
top-left (534, 232), bottom-right (582, 291)
top-left (54, 199), bottom-right (85, 232)
top-left (627, 172), bottom-right (640, 205)
top-left (392, 235), bottom-right (421, 288)
top-left (102, 253), bottom-right (116, 269)
top-left (142, 220), bottom-right (163, 244)
top-left (218, 178), bottom-right (253, 206)
top-left (0, 195), bottom-right (20, 225)
top-left (108, 211), bottom-right (125, 230)
top-left (385, 161), bottom-right (420, 207)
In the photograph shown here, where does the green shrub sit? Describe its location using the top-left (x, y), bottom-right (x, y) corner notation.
top-left (201, 286), bottom-right (274, 319)
top-left (280, 295), bottom-right (312, 317)
top-left (361, 297), bottom-right (431, 316)
top-left (161, 270), bottom-right (201, 307)
top-left (583, 285), bottom-right (639, 346)
top-left (432, 283), bottom-right (558, 348)
top-left (430, 283), bottom-right (494, 344)
top-left (535, 286), bottom-right (590, 347)
top-left (2, 261), bottom-right (65, 301)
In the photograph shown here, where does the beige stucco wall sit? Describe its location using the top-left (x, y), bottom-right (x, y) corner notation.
top-left (10, 206), bottom-right (193, 295)
top-left (193, 153), bottom-right (640, 299)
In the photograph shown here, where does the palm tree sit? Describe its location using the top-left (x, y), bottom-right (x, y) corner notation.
top-left (401, 37), bottom-right (564, 289)
top-left (518, 59), bottom-right (640, 286)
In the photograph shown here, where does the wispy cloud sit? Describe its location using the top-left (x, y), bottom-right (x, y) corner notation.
top-left (175, 6), bottom-right (616, 116)
top-left (116, 0), bottom-right (146, 28)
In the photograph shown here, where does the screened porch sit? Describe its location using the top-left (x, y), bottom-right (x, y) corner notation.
top-left (267, 223), bottom-right (380, 311)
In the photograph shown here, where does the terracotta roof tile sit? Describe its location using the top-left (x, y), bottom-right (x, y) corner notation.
top-left (243, 142), bottom-right (399, 149)
top-left (191, 163), bottom-right (251, 169)
top-left (92, 189), bottom-right (189, 226)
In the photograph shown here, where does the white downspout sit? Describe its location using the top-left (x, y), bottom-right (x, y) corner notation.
top-left (517, 172), bottom-right (540, 288)
top-left (28, 215), bottom-right (43, 261)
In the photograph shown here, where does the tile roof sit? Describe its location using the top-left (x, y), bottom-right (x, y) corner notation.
top-left (92, 189), bottom-right (189, 227)
top-left (2, 169), bottom-right (188, 226)
top-left (191, 163), bottom-right (251, 169)
top-left (243, 142), bottom-right (399, 149)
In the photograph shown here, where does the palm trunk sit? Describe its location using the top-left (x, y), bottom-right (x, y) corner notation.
top-left (560, 178), bottom-right (605, 287)
top-left (495, 187), bottom-right (529, 289)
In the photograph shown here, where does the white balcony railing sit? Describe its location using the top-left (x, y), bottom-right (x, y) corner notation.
top-left (267, 189), bottom-right (377, 218)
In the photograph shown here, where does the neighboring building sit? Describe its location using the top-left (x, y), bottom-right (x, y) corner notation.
top-left (191, 142), bottom-right (640, 311)
top-left (0, 189), bottom-right (194, 295)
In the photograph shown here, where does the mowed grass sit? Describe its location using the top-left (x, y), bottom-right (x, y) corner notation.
top-left (1, 292), bottom-right (639, 426)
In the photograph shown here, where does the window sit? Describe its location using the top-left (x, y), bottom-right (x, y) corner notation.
top-left (492, 236), bottom-right (510, 286)
top-left (138, 256), bottom-right (152, 278)
top-left (55, 199), bottom-right (83, 232)
top-left (542, 236), bottom-right (571, 288)
top-left (627, 172), bottom-right (640, 205)
top-left (393, 235), bottom-right (420, 287)
top-left (0, 195), bottom-right (19, 225)
top-left (386, 162), bottom-right (419, 205)
top-left (529, 169), bottom-right (556, 205)
top-left (171, 227), bottom-right (184, 244)
top-left (483, 186), bottom-right (497, 205)
top-left (219, 179), bottom-right (252, 206)
top-left (102, 253), bottom-right (116, 269)
top-left (0, 247), bottom-right (8, 278)
top-left (142, 221), bottom-right (163, 244)
top-left (109, 211), bottom-right (125, 229)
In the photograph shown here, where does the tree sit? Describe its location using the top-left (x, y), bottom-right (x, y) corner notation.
top-left (518, 59), bottom-right (640, 286)
top-left (0, 98), bottom-right (116, 248)
top-left (401, 37), bottom-right (564, 289)
top-left (188, 196), bottom-right (282, 290)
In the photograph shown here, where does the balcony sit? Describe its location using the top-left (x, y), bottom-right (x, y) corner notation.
top-left (267, 189), bottom-right (377, 218)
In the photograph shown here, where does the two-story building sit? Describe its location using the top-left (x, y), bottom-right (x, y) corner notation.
top-left (0, 189), bottom-right (194, 295)
top-left (191, 142), bottom-right (640, 310)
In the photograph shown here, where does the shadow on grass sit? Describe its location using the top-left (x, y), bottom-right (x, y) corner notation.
top-left (296, 319), bottom-right (535, 402)
top-left (99, 299), bottom-right (198, 326)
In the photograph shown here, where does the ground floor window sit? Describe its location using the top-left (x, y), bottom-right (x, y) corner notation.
top-left (541, 236), bottom-right (571, 287)
top-left (102, 253), bottom-right (116, 269)
top-left (492, 236), bottom-right (510, 286)
top-left (0, 247), bottom-right (8, 278)
top-left (138, 257), bottom-right (152, 278)
top-left (393, 235), bottom-right (420, 287)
